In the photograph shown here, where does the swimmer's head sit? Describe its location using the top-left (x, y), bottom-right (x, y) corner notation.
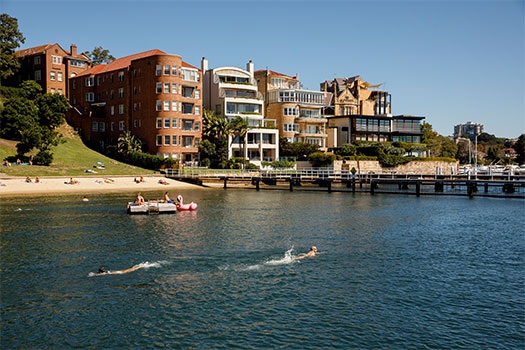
top-left (98, 267), bottom-right (107, 273)
top-left (311, 246), bottom-right (317, 252)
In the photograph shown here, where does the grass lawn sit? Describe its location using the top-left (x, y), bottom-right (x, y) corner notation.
top-left (0, 124), bottom-right (156, 177)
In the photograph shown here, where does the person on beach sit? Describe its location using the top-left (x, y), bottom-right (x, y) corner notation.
top-left (25, 176), bottom-right (32, 183)
top-left (295, 246), bottom-right (318, 260)
top-left (135, 192), bottom-right (145, 205)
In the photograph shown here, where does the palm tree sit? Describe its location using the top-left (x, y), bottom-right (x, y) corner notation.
top-left (229, 116), bottom-right (249, 165)
top-left (202, 109), bottom-right (232, 167)
top-left (117, 131), bottom-right (142, 155)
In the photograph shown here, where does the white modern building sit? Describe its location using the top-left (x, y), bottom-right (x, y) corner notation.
top-left (201, 58), bottom-right (279, 165)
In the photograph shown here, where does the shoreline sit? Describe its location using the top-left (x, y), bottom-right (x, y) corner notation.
top-left (0, 175), bottom-right (206, 197)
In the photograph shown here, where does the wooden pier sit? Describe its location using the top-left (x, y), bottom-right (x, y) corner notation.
top-left (165, 168), bottom-right (525, 199)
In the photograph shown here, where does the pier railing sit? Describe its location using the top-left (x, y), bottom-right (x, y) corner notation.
top-left (164, 167), bottom-right (525, 198)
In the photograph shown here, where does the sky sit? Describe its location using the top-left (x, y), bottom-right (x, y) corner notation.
top-left (3, 0), bottom-right (524, 138)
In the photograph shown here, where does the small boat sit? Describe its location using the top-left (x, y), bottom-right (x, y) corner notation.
top-left (176, 195), bottom-right (198, 211)
top-left (127, 201), bottom-right (177, 214)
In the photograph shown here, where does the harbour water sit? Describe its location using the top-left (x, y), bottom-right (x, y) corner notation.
top-left (1, 190), bottom-right (524, 349)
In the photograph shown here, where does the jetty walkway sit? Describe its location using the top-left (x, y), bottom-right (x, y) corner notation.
top-left (165, 168), bottom-right (525, 199)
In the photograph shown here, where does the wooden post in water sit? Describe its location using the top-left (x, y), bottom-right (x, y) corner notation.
top-left (371, 180), bottom-right (375, 195)
top-left (289, 178), bottom-right (293, 192)
top-left (223, 177), bottom-right (228, 189)
top-left (484, 182), bottom-right (489, 193)
top-left (254, 177), bottom-right (260, 191)
top-left (327, 180), bottom-right (332, 193)
top-left (416, 181), bottom-right (421, 197)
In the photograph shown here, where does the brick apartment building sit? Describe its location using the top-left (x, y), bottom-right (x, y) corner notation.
top-left (255, 69), bottom-right (328, 151)
top-left (11, 43), bottom-right (91, 97)
top-left (67, 49), bottom-right (202, 163)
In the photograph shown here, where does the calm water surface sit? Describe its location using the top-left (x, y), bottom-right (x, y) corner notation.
top-left (1, 190), bottom-right (524, 349)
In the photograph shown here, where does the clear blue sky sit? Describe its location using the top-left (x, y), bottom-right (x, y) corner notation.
top-left (4, 0), bottom-right (524, 138)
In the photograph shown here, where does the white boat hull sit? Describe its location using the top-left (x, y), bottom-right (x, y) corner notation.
top-left (127, 201), bottom-right (177, 214)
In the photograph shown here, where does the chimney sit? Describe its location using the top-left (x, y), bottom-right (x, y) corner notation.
top-left (247, 59), bottom-right (254, 75)
top-left (70, 44), bottom-right (77, 56)
top-left (201, 56), bottom-right (208, 72)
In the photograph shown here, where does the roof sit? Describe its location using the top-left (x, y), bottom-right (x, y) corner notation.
top-left (75, 49), bottom-right (199, 77)
top-left (254, 69), bottom-right (297, 80)
top-left (15, 43), bottom-right (62, 57)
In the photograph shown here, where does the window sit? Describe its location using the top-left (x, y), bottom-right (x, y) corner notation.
top-left (194, 106), bottom-right (200, 115)
top-left (171, 84), bottom-right (178, 94)
top-left (118, 72), bottom-right (124, 82)
top-left (164, 65), bottom-right (170, 75)
top-left (99, 122), bottom-right (105, 132)
top-left (97, 76), bottom-right (101, 86)
top-left (92, 122), bottom-right (98, 132)
top-left (284, 108), bottom-right (298, 116)
top-left (171, 118), bottom-right (178, 128)
top-left (118, 105), bottom-right (124, 114)
top-left (182, 86), bottom-right (193, 98)
top-left (52, 56), bottom-right (61, 64)
top-left (156, 100), bottom-right (162, 112)
top-left (194, 89), bottom-right (200, 99)
top-left (110, 106), bottom-right (115, 116)
top-left (157, 135), bottom-right (162, 146)
top-left (172, 101), bottom-right (177, 111)
top-left (171, 66), bottom-right (178, 75)
top-left (34, 70), bottom-right (41, 81)
top-left (110, 122), bottom-right (114, 131)
top-left (185, 121), bottom-right (192, 131)
top-left (34, 56), bottom-right (41, 65)
top-left (118, 121), bottom-right (125, 131)
top-left (57, 89), bottom-right (63, 95)
top-left (164, 135), bottom-right (170, 145)
top-left (164, 118), bottom-right (170, 128)
top-left (164, 83), bottom-right (170, 93)
top-left (156, 118), bottom-right (162, 128)
top-left (181, 68), bottom-right (199, 82)
top-left (86, 92), bottom-right (94, 102)
top-left (284, 123), bottom-right (299, 132)
top-left (156, 65), bottom-right (162, 76)
top-left (86, 77), bottom-right (94, 87)
top-left (50, 71), bottom-right (56, 80)
top-left (118, 88), bottom-right (124, 98)
top-left (182, 103), bottom-right (193, 114)
top-left (184, 137), bottom-right (193, 147)
top-left (156, 83), bottom-right (162, 94)
top-left (57, 72), bottom-right (63, 82)
top-left (194, 121), bottom-right (200, 131)
top-left (164, 101), bottom-right (170, 111)
top-left (172, 135), bottom-right (178, 145)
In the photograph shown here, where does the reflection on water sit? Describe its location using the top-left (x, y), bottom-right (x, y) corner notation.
top-left (1, 191), bottom-right (524, 349)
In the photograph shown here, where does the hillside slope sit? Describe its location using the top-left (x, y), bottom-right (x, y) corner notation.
top-left (0, 124), bottom-right (154, 177)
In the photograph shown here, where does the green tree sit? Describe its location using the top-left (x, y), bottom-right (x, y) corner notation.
top-left (229, 116), bottom-right (249, 164)
top-left (514, 134), bottom-right (525, 165)
top-left (84, 46), bottom-right (115, 65)
top-left (117, 131), bottom-right (143, 155)
top-left (0, 13), bottom-right (25, 84)
top-left (280, 139), bottom-right (319, 160)
top-left (36, 93), bottom-right (69, 128)
top-left (0, 96), bottom-right (38, 139)
top-left (308, 151), bottom-right (336, 167)
top-left (202, 109), bottom-right (231, 168)
top-left (20, 80), bottom-right (42, 99)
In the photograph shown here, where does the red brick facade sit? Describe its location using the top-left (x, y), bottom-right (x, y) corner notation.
top-left (13, 43), bottom-right (90, 97)
top-left (67, 49), bottom-right (202, 163)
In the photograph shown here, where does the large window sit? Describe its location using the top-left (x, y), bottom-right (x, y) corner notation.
top-left (164, 83), bottom-right (170, 93)
top-left (226, 102), bottom-right (260, 114)
top-left (118, 72), bottom-right (124, 82)
top-left (284, 108), bottom-right (298, 116)
top-left (182, 86), bottom-right (193, 98)
top-left (182, 103), bottom-right (193, 114)
top-left (164, 118), bottom-right (170, 128)
top-left (181, 69), bottom-right (199, 82)
top-left (156, 83), bottom-right (162, 94)
top-left (284, 123), bottom-right (298, 132)
top-left (52, 56), bottom-right (61, 64)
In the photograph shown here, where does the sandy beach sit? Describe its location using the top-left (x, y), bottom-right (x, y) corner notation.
top-left (0, 175), bottom-right (205, 197)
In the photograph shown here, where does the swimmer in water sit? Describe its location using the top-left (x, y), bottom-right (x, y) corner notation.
top-left (95, 264), bottom-right (144, 276)
top-left (295, 246), bottom-right (318, 260)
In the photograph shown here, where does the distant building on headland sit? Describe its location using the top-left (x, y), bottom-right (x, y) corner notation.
top-left (454, 121), bottom-right (484, 141)
top-left (67, 49), bottom-right (202, 165)
top-left (320, 76), bottom-right (424, 147)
